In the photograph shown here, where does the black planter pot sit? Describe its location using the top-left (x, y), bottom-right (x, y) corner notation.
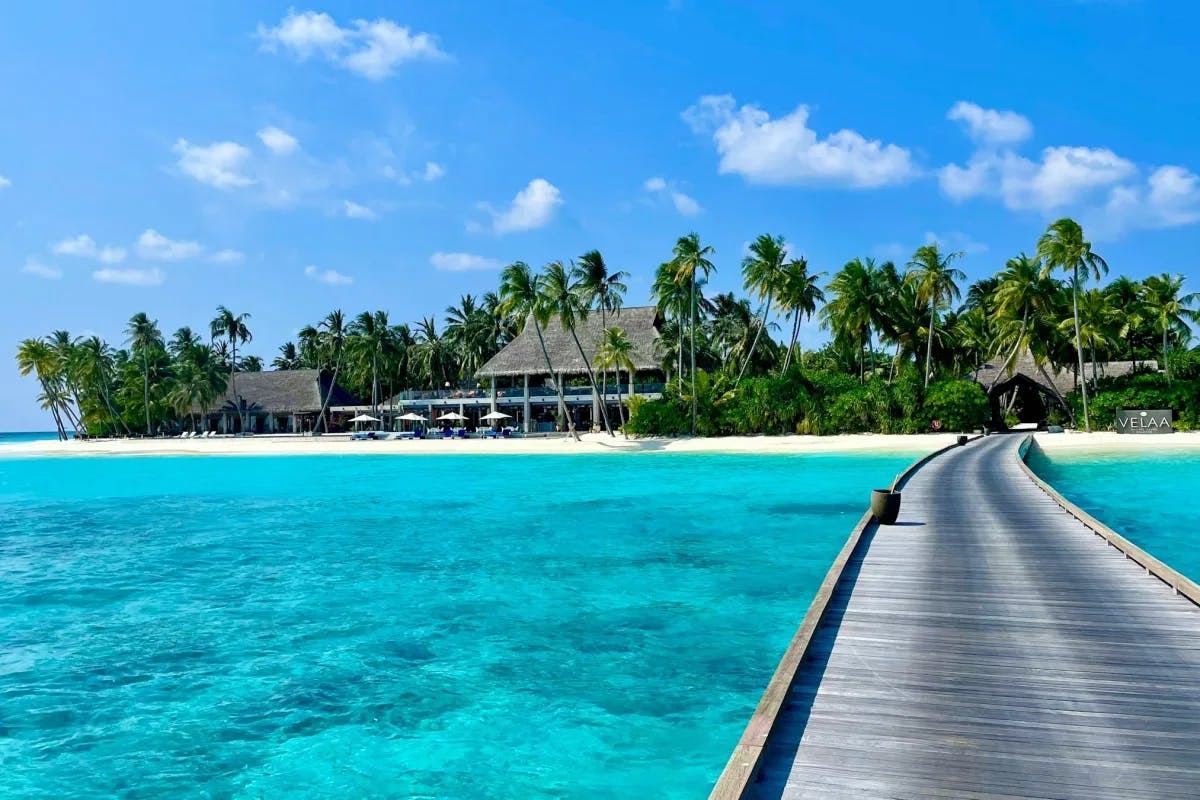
top-left (957, 434), bottom-right (969, 446)
top-left (870, 489), bottom-right (902, 525)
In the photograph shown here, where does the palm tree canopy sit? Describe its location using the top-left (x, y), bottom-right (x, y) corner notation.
top-left (1037, 217), bottom-right (1108, 285)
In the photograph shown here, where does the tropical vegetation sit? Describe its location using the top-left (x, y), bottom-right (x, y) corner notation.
top-left (15, 218), bottom-right (1200, 439)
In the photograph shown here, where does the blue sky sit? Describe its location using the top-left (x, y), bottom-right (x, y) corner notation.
top-left (5, 1), bottom-right (1199, 430)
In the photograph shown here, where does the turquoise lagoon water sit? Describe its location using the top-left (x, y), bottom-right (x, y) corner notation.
top-left (1027, 445), bottom-right (1200, 581)
top-left (0, 431), bottom-right (61, 445)
top-left (0, 451), bottom-right (917, 799)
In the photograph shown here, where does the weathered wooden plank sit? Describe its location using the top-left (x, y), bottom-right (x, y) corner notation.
top-left (721, 434), bottom-right (1200, 800)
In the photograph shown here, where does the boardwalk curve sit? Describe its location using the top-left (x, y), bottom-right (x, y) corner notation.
top-left (716, 434), bottom-right (1200, 800)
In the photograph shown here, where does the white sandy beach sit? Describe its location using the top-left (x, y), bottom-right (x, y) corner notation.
top-left (3, 432), bottom-right (969, 458)
top-left (1033, 429), bottom-right (1200, 453)
top-left (5, 430), bottom-right (1199, 458)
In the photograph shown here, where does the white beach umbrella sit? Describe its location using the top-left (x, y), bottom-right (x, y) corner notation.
top-left (437, 412), bottom-right (468, 421)
top-left (349, 414), bottom-right (381, 423)
top-left (397, 412), bottom-right (427, 422)
top-left (480, 411), bottom-right (512, 421)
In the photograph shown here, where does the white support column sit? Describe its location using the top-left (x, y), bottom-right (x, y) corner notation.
top-left (523, 374), bottom-right (531, 433)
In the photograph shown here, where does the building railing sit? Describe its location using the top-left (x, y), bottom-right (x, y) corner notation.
top-left (392, 382), bottom-right (665, 402)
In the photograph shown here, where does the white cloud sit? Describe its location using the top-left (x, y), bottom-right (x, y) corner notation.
top-left (211, 249), bottom-right (245, 264)
top-left (671, 191), bottom-right (702, 216)
top-left (430, 251), bottom-right (500, 272)
top-left (343, 200), bottom-right (378, 220)
top-left (642, 176), bottom-right (702, 215)
top-left (174, 138), bottom-right (253, 189)
top-left (52, 234), bottom-right (126, 263)
top-left (480, 178), bottom-right (563, 234)
top-left (137, 229), bottom-right (203, 261)
top-left (421, 161), bottom-right (445, 181)
top-left (257, 10), bottom-right (447, 80)
top-left (22, 259), bottom-right (62, 279)
top-left (304, 265), bottom-right (353, 285)
top-left (52, 234), bottom-right (98, 257)
top-left (257, 126), bottom-right (300, 155)
top-left (938, 102), bottom-right (1200, 238)
top-left (1101, 166), bottom-right (1200, 235)
top-left (0, 175), bottom-right (10, 188)
top-left (342, 18), bottom-right (448, 80)
top-left (93, 267), bottom-right (164, 287)
top-left (946, 101), bottom-right (1033, 146)
top-left (923, 230), bottom-right (988, 255)
top-left (682, 94), bottom-right (916, 188)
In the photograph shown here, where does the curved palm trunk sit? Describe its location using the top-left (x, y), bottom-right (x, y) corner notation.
top-left (532, 321), bottom-right (579, 442)
top-left (690, 271), bottom-right (697, 435)
top-left (736, 293), bottom-right (772, 385)
top-left (142, 350), bottom-right (152, 435)
top-left (781, 311), bottom-right (801, 373)
top-left (924, 300), bottom-right (936, 388)
top-left (567, 327), bottom-right (614, 436)
top-left (316, 355), bottom-right (341, 434)
top-left (229, 342), bottom-right (240, 434)
top-left (1163, 326), bottom-right (1171, 384)
top-left (615, 367), bottom-right (628, 439)
top-left (1070, 272), bottom-right (1091, 432)
top-left (599, 305), bottom-right (608, 419)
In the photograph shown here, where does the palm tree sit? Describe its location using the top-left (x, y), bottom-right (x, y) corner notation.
top-left (573, 250), bottom-right (628, 412)
top-left (1037, 218), bottom-right (1108, 431)
top-left (125, 312), bottom-right (163, 435)
top-left (348, 310), bottom-right (396, 416)
top-left (778, 257), bottom-right (825, 372)
top-left (1063, 289), bottom-right (1118, 388)
top-left (75, 336), bottom-right (131, 435)
top-left (669, 232), bottom-right (716, 434)
top-left (736, 234), bottom-right (789, 384)
top-left (1105, 277), bottom-right (1150, 366)
top-left (168, 343), bottom-right (227, 433)
top-left (210, 306), bottom-right (252, 433)
top-left (651, 261), bottom-right (689, 383)
top-left (1140, 274), bottom-right (1200, 383)
top-left (907, 244), bottom-right (965, 387)
top-left (595, 326), bottom-right (636, 439)
top-left (17, 338), bottom-right (68, 439)
top-left (498, 261), bottom-right (579, 441)
top-left (542, 260), bottom-right (614, 436)
top-left (273, 341), bottom-right (301, 370)
top-left (821, 258), bottom-right (881, 381)
top-left (314, 310), bottom-right (347, 433)
top-left (240, 355), bottom-right (264, 372)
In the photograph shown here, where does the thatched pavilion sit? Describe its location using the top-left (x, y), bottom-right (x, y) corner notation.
top-left (971, 352), bottom-right (1155, 429)
top-left (201, 369), bottom-right (359, 434)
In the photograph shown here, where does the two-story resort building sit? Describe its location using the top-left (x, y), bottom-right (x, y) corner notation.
top-left (367, 306), bottom-right (666, 433)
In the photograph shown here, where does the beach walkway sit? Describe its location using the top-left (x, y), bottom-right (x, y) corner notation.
top-left (733, 434), bottom-right (1200, 799)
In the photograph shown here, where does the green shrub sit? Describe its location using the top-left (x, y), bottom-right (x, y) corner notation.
top-left (923, 379), bottom-right (989, 432)
top-left (625, 396), bottom-right (690, 436)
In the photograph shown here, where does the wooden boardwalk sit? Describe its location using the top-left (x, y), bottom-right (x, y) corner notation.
top-left (741, 435), bottom-right (1200, 800)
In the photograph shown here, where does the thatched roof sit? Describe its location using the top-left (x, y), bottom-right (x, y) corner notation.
top-left (971, 351), bottom-right (1158, 397)
top-left (202, 369), bottom-right (359, 414)
top-left (476, 306), bottom-right (662, 378)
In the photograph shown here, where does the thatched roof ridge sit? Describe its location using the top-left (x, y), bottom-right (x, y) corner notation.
top-left (201, 369), bottom-right (359, 414)
top-left (971, 351), bottom-right (1158, 397)
top-left (476, 305), bottom-right (662, 378)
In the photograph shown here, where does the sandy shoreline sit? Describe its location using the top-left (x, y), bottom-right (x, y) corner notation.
top-left (4, 430), bottom-right (1199, 458)
top-left (2, 432), bottom-right (964, 458)
top-left (1033, 430), bottom-right (1200, 453)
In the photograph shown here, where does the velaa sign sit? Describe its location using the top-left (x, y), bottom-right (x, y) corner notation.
top-left (1115, 409), bottom-right (1173, 434)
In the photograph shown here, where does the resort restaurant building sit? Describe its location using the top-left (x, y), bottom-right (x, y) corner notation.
top-left (386, 306), bottom-right (666, 433)
top-left (200, 369), bottom-right (360, 434)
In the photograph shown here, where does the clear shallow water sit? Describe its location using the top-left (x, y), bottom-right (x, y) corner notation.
top-left (0, 431), bottom-right (61, 445)
top-left (0, 451), bottom-right (917, 799)
top-left (1027, 446), bottom-right (1200, 581)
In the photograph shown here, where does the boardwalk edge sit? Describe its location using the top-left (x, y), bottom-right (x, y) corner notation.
top-left (708, 434), bottom-right (982, 800)
top-left (1017, 434), bottom-right (1200, 608)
